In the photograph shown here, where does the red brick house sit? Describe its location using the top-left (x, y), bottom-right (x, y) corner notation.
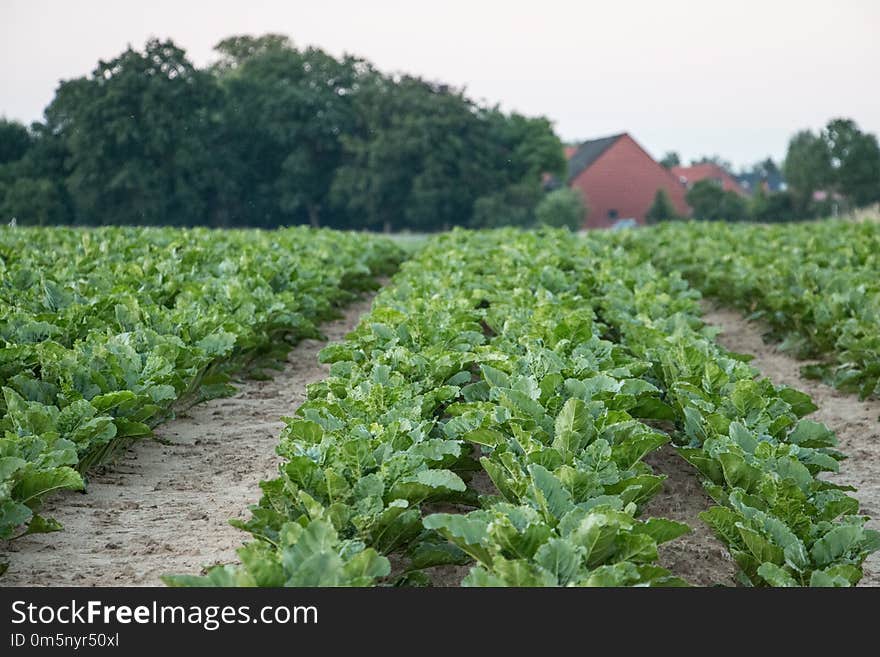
top-left (567, 133), bottom-right (690, 229)
top-left (671, 163), bottom-right (747, 195)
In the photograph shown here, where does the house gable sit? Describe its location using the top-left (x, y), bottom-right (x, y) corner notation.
top-left (567, 134), bottom-right (624, 180)
top-left (568, 133), bottom-right (689, 228)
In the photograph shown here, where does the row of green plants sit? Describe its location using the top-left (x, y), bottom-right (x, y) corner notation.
top-left (166, 229), bottom-right (693, 586)
top-left (586, 234), bottom-right (878, 585)
top-left (613, 220), bottom-right (880, 399)
top-left (0, 225), bottom-right (403, 561)
top-left (168, 228), bottom-right (877, 586)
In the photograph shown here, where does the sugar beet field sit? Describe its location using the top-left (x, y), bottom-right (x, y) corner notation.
top-left (1, 221), bottom-right (879, 587)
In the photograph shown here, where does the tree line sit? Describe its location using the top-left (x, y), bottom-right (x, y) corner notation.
top-left (652, 118), bottom-right (880, 224)
top-left (0, 35), bottom-right (566, 230)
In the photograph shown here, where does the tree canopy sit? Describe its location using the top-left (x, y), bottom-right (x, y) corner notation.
top-left (783, 118), bottom-right (880, 212)
top-left (534, 187), bottom-right (586, 230)
top-left (0, 36), bottom-right (563, 230)
top-left (646, 188), bottom-right (678, 223)
top-left (0, 119), bottom-right (32, 165)
top-left (659, 152), bottom-right (680, 169)
top-left (685, 180), bottom-right (748, 222)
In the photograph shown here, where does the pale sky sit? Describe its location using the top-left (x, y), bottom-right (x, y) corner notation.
top-left (2, 0), bottom-right (879, 169)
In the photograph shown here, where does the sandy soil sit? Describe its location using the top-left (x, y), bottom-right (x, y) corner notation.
top-left (643, 445), bottom-right (737, 586)
top-left (702, 303), bottom-right (880, 587)
top-left (1, 295), bottom-right (375, 587)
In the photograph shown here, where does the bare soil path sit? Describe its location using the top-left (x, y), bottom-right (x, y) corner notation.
top-left (643, 446), bottom-right (737, 586)
top-left (702, 303), bottom-right (880, 587)
top-left (1, 295), bottom-right (375, 587)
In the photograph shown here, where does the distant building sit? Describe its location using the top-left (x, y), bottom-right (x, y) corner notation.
top-left (736, 169), bottom-right (787, 194)
top-left (672, 163), bottom-right (747, 195)
top-left (566, 133), bottom-right (689, 229)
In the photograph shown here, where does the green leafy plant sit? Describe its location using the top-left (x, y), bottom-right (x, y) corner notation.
top-left (613, 220), bottom-right (880, 398)
top-left (166, 227), bottom-right (878, 587)
top-left (0, 225), bottom-right (403, 548)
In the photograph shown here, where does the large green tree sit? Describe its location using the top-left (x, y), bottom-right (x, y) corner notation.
top-left (0, 120), bottom-right (73, 225)
top-left (823, 118), bottom-right (880, 207)
top-left (750, 186), bottom-right (797, 223)
top-left (331, 75), bottom-right (466, 232)
top-left (43, 39), bottom-right (227, 226)
top-left (331, 75), bottom-right (562, 231)
top-left (784, 119), bottom-right (880, 213)
top-left (0, 119), bottom-right (32, 165)
top-left (214, 35), bottom-right (363, 227)
top-left (469, 110), bottom-right (565, 228)
top-left (3, 34), bottom-right (569, 230)
top-left (783, 130), bottom-right (832, 213)
top-left (686, 180), bottom-right (749, 222)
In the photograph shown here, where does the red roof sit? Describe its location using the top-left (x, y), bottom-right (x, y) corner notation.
top-left (671, 163), bottom-right (746, 195)
top-left (564, 145), bottom-right (579, 159)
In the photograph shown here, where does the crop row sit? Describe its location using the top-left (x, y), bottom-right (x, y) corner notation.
top-left (0, 225), bottom-right (402, 555)
top-left (584, 234), bottom-right (879, 585)
top-left (166, 229), bottom-right (692, 586)
top-left (168, 228), bottom-right (877, 586)
top-left (613, 220), bottom-right (880, 399)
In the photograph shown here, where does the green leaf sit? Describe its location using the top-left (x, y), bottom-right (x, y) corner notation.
top-left (388, 469), bottom-right (466, 503)
top-left (555, 398), bottom-right (589, 437)
top-left (533, 538), bottom-right (583, 585)
top-left (718, 452), bottom-right (762, 492)
top-left (629, 397), bottom-right (676, 421)
top-left (342, 549), bottom-right (391, 584)
top-left (634, 518), bottom-right (691, 545)
top-left (463, 428), bottom-right (505, 447)
top-left (0, 456), bottom-right (27, 480)
top-left (527, 464), bottom-right (574, 520)
top-left (552, 398), bottom-right (593, 460)
top-left (809, 569), bottom-right (852, 587)
top-left (480, 365), bottom-right (510, 389)
top-left (0, 499), bottom-right (33, 539)
top-left (778, 388), bottom-right (818, 418)
top-left (699, 506), bottom-right (743, 549)
top-left (787, 419), bottom-right (837, 448)
top-left (756, 562), bottom-right (798, 587)
top-left (423, 513), bottom-right (493, 565)
top-left (488, 557), bottom-right (557, 586)
top-left (408, 538), bottom-right (471, 569)
top-left (197, 332), bottom-right (237, 357)
top-left (237, 542), bottom-right (284, 586)
top-left (737, 525), bottom-right (784, 565)
top-left (810, 525), bottom-right (868, 568)
top-left (13, 467), bottom-right (85, 506)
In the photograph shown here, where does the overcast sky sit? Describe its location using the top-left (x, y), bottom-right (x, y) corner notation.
top-left (2, 0), bottom-right (878, 169)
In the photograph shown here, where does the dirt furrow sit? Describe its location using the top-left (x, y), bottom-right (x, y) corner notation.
top-left (1, 295), bottom-right (375, 587)
top-left (643, 446), bottom-right (737, 586)
top-left (701, 303), bottom-right (880, 587)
